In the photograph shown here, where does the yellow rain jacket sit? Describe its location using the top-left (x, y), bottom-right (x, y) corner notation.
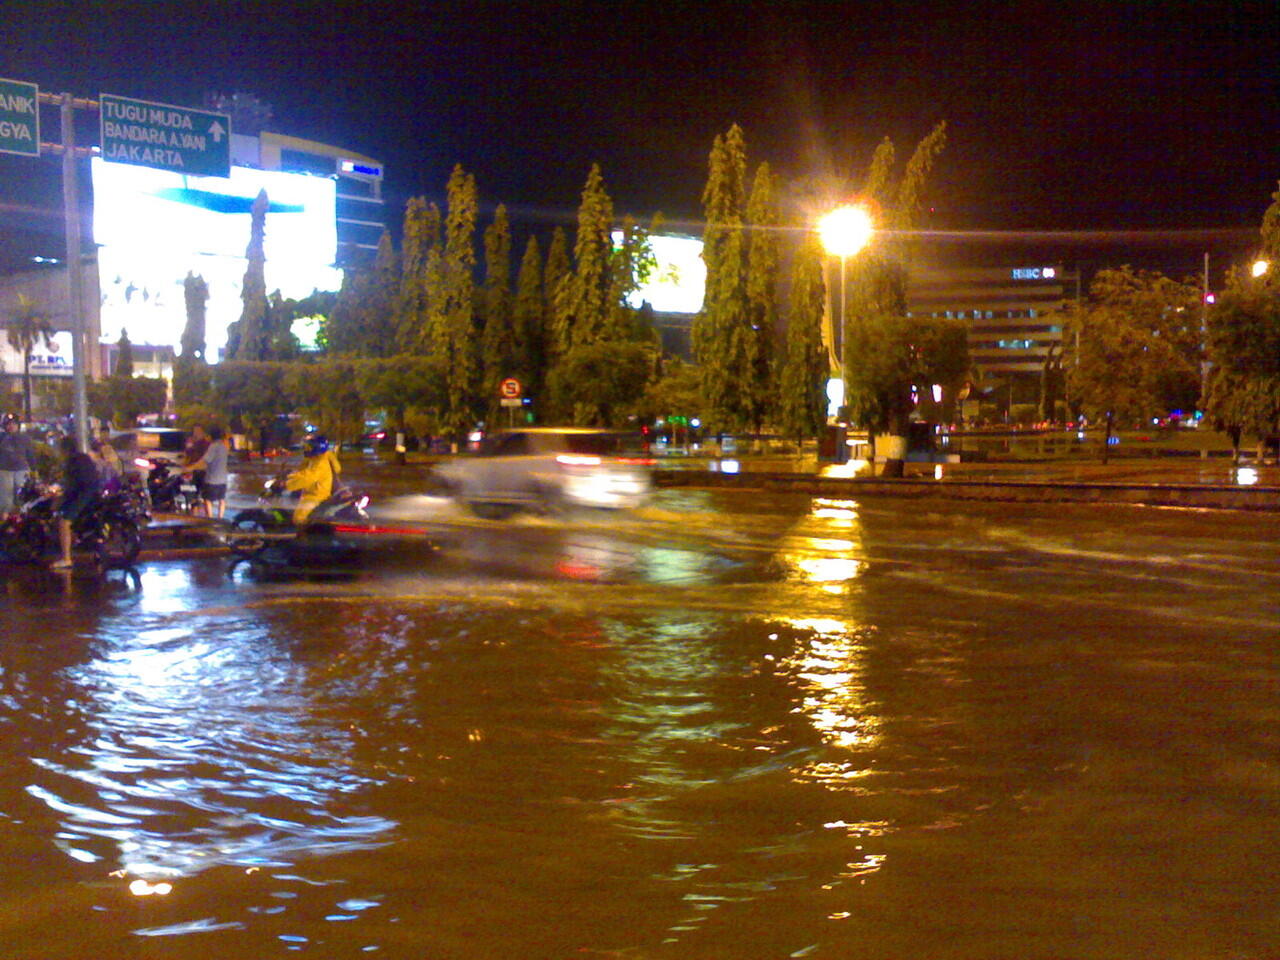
top-left (284, 449), bottom-right (342, 524)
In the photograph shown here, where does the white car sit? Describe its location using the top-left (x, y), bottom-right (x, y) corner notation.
top-left (435, 428), bottom-right (653, 517)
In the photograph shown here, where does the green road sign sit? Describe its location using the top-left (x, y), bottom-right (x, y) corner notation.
top-left (0, 77), bottom-right (39, 157)
top-left (99, 93), bottom-right (231, 177)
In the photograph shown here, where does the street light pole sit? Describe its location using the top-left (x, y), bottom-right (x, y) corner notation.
top-left (817, 204), bottom-right (874, 374)
top-left (839, 254), bottom-right (847, 368)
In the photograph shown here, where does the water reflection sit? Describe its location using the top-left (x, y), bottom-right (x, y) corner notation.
top-left (22, 564), bottom-right (395, 888)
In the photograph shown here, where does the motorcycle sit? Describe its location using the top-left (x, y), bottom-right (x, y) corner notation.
top-left (223, 473), bottom-right (370, 562)
top-left (144, 458), bottom-right (199, 514)
top-left (0, 478), bottom-right (142, 569)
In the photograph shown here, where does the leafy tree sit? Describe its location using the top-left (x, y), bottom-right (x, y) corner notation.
top-left (1065, 265), bottom-right (1201, 460)
top-left (512, 235), bottom-right (545, 397)
top-left (605, 215), bottom-right (661, 345)
top-left (1202, 183), bottom-right (1280, 459)
top-left (263, 292), bottom-right (303, 360)
top-left (283, 360), bottom-right (364, 444)
top-left (845, 313), bottom-right (968, 474)
top-left (209, 361), bottom-right (287, 440)
top-left (231, 189), bottom-right (270, 360)
top-left (479, 204), bottom-right (515, 415)
top-left (4, 293), bottom-right (54, 421)
top-left (777, 235), bottom-right (829, 444)
top-left (1203, 276), bottom-right (1280, 458)
top-left (356, 355), bottom-right (447, 450)
top-left (181, 272), bottom-right (208, 361)
top-left (545, 340), bottom-right (654, 427)
top-left (91, 376), bottom-right (167, 427)
top-left (691, 125), bottom-right (749, 435)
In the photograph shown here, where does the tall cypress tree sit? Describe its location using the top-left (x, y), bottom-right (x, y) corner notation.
top-left (438, 165), bottom-right (478, 437)
top-left (567, 163), bottom-right (615, 348)
top-left (366, 230), bottom-right (400, 357)
top-left (233, 189), bottom-right (270, 360)
top-left (778, 235), bottom-right (829, 444)
top-left (512, 235), bottom-right (544, 396)
top-left (692, 125), bottom-right (749, 434)
top-left (397, 197), bottom-right (442, 354)
top-left (743, 162), bottom-right (779, 435)
top-left (325, 265), bottom-right (369, 356)
top-left (180, 272), bottom-right (208, 361)
top-left (543, 226), bottom-right (572, 361)
top-left (115, 329), bottom-right (134, 378)
top-left (480, 204), bottom-right (514, 412)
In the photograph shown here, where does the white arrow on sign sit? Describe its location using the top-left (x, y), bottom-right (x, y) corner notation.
top-left (208, 120), bottom-right (225, 142)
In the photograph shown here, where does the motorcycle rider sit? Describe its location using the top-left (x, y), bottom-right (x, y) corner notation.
top-left (284, 433), bottom-right (342, 525)
top-left (0, 414), bottom-right (37, 516)
top-left (52, 436), bottom-right (102, 570)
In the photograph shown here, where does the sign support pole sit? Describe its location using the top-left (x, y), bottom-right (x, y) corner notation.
top-left (60, 92), bottom-right (89, 451)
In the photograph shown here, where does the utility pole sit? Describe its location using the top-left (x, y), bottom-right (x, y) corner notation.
top-left (1200, 251), bottom-right (1210, 407)
top-left (58, 92), bottom-right (91, 451)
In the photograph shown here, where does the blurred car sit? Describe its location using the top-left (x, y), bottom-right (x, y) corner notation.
top-left (349, 425), bottom-right (420, 452)
top-left (434, 428), bottom-right (653, 517)
top-left (124, 427), bottom-right (188, 466)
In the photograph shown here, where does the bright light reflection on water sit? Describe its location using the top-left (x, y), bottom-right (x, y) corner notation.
top-left (24, 563), bottom-right (396, 889)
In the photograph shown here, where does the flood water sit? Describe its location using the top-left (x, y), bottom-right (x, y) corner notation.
top-left (1, 486), bottom-right (1278, 958)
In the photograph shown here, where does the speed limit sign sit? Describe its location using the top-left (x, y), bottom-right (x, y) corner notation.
top-left (499, 377), bottom-right (522, 399)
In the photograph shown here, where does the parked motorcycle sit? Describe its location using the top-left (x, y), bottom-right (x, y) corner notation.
top-left (0, 478), bottom-right (142, 569)
top-left (144, 458), bottom-right (199, 514)
top-left (223, 474), bottom-right (370, 562)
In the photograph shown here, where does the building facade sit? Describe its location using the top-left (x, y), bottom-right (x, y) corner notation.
top-left (906, 263), bottom-right (1074, 388)
top-left (238, 131), bottom-right (386, 268)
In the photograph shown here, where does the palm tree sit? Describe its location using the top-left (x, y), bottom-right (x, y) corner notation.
top-left (5, 294), bottom-right (55, 421)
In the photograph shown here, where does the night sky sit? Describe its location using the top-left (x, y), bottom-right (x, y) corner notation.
top-left (3, 0), bottom-right (1279, 274)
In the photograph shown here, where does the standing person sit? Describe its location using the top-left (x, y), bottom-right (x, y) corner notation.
top-left (183, 424), bottom-right (211, 515)
top-left (184, 425), bottom-right (229, 520)
top-left (95, 425), bottom-right (123, 494)
top-left (51, 436), bottom-right (101, 570)
top-left (0, 414), bottom-right (37, 515)
top-left (284, 433), bottom-right (342, 525)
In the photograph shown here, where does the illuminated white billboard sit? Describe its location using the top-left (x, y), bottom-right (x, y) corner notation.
top-left (92, 159), bottom-right (341, 361)
top-left (612, 232), bottom-right (705, 315)
top-left (0, 330), bottom-right (75, 378)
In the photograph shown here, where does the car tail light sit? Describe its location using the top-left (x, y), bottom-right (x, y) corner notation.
top-left (616, 457), bottom-right (656, 466)
top-left (556, 454), bottom-right (601, 467)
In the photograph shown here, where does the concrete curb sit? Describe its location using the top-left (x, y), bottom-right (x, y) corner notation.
top-left (653, 470), bottom-right (1280, 511)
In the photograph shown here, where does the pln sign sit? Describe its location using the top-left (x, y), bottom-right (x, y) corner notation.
top-left (0, 77), bottom-right (39, 157)
top-left (99, 93), bottom-right (230, 177)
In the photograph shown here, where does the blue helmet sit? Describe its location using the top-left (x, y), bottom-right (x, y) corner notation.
top-left (303, 434), bottom-right (329, 457)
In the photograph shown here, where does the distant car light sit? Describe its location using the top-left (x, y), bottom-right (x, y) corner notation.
top-left (557, 454), bottom-right (602, 467)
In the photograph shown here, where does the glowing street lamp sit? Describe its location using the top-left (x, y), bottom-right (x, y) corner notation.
top-left (818, 205), bottom-right (874, 259)
top-left (1252, 259), bottom-right (1270, 279)
top-left (818, 204), bottom-right (875, 374)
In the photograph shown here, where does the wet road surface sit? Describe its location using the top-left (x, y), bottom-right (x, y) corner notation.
top-left (2, 479), bottom-right (1279, 958)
